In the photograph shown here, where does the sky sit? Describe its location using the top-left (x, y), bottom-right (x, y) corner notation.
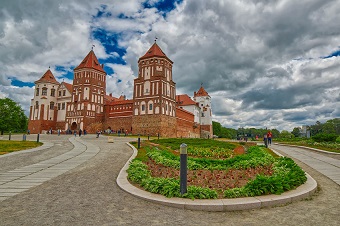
top-left (0, 0), bottom-right (339, 132)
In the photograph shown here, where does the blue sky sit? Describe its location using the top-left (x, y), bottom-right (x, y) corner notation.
top-left (0, 0), bottom-right (339, 131)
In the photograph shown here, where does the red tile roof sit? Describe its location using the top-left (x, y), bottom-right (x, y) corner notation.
top-left (176, 94), bottom-right (196, 106)
top-left (36, 69), bottom-right (59, 84)
top-left (194, 86), bottom-right (209, 97)
top-left (139, 42), bottom-right (173, 63)
top-left (74, 50), bottom-right (105, 73)
top-left (61, 82), bottom-right (73, 93)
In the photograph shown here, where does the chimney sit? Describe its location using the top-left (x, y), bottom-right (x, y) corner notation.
top-left (109, 93), bottom-right (112, 97)
top-left (101, 64), bottom-right (104, 68)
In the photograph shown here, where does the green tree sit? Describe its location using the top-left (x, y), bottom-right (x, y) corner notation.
top-left (280, 130), bottom-right (292, 138)
top-left (0, 98), bottom-right (28, 134)
top-left (212, 121), bottom-right (222, 137)
top-left (291, 127), bottom-right (300, 137)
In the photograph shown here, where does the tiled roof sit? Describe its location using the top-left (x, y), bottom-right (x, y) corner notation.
top-left (176, 94), bottom-right (196, 106)
top-left (36, 69), bottom-right (59, 84)
top-left (74, 50), bottom-right (105, 73)
top-left (62, 82), bottom-right (73, 93)
top-left (194, 86), bottom-right (209, 97)
top-left (139, 42), bottom-right (173, 63)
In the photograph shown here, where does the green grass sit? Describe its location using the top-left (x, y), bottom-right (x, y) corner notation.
top-left (276, 140), bottom-right (340, 153)
top-left (0, 140), bottom-right (42, 155)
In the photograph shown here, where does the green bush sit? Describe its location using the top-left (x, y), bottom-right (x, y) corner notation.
top-left (312, 133), bottom-right (338, 142)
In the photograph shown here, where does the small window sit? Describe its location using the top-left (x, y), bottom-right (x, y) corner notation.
top-left (63, 90), bottom-right (66, 96)
top-left (42, 88), bottom-right (47, 96)
top-left (149, 104), bottom-right (153, 110)
top-left (51, 89), bottom-right (55, 97)
top-left (59, 91), bottom-right (62, 96)
top-left (36, 88), bottom-right (39, 96)
top-left (50, 102), bottom-right (54, 110)
top-left (142, 105), bottom-right (145, 111)
top-left (62, 103), bottom-right (65, 110)
top-left (58, 103), bottom-right (61, 110)
top-left (35, 101), bottom-right (39, 109)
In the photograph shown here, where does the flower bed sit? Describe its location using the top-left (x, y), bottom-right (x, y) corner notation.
top-left (127, 139), bottom-right (307, 199)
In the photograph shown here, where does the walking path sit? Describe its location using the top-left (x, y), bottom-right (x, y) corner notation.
top-left (0, 137), bottom-right (99, 201)
top-left (271, 144), bottom-right (340, 185)
top-left (0, 135), bottom-right (339, 225)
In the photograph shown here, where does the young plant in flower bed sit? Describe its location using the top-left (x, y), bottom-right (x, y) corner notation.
top-left (151, 138), bottom-right (237, 150)
top-left (224, 157), bottom-right (307, 198)
top-left (187, 146), bottom-right (234, 159)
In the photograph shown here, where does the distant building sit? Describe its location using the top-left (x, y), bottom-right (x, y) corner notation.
top-left (28, 42), bottom-right (213, 138)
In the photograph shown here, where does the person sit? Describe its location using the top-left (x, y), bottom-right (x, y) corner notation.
top-left (27, 129), bottom-right (30, 135)
top-left (267, 130), bottom-right (272, 145)
top-left (96, 130), bottom-right (100, 138)
top-left (79, 129), bottom-right (82, 137)
top-left (84, 129), bottom-right (87, 135)
top-left (58, 129), bottom-right (60, 136)
top-left (74, 130), bottom-right (77, 137)
top-left (263, 134), bottom-right (268, 148)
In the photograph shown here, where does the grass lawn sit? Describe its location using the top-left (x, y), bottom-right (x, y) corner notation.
top-left (276, 141), bottom-right (340, 153)
top-left (0, 140), bottom-right (42, 155)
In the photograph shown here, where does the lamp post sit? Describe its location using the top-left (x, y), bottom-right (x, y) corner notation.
top-left (180, 143), bottom-right (187, 195)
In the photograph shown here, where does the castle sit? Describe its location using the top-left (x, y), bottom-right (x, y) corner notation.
top-left (28, 42), bottom-right (213, 138)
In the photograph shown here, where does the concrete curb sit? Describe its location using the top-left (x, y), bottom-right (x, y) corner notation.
top-left (274, 143), bottom-right (340, 155)
top-left (116, 143), bottom-right (318, 211)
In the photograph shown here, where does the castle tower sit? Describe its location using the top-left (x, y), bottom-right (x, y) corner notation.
top-left (132, 42), bottom-right (177, 137)
top-left (194, 85), bottom-right (213, 138)
top-left (28, 69), bottom-right (60, 133)
top-left (65, 50), bottom-right (106, 132)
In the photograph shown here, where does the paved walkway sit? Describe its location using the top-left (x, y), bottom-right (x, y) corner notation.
top-left (271, 144), bottom-right (340, 185)
top-left (0, 135), bottom-right (339, 225)
top-left (0, 137), bottom-right (99, 201)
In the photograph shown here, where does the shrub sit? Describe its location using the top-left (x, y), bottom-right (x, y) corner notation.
top-left (312, 133), bottom-right (338, 142)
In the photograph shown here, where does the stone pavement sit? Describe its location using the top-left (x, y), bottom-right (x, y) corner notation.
top-left (0, 136), bottom-right (99, 201)
top-left (271, 144), bottom-right (340, 185)
top-left (0, 135), bottom-right (339, 225)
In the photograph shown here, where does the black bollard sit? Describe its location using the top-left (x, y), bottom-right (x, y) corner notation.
top-left (158, 133), bottom-right (160, 140)
top-left (138, 134), bottom-right (140, 149)
top-left (148, 134), bottom-right (149, 140)
top-left (37, 133), bottom-right (40, 143)
top-left (9, 131), bottom-right (11, 140)
top-left (180, 143), bottom-right (188, 195)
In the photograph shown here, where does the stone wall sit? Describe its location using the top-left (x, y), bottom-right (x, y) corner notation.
top-left (132, 114), bottom-right (177, 137)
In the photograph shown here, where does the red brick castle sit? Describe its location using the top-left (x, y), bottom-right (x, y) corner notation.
top-left (28, 42), bottom-right (213, 138)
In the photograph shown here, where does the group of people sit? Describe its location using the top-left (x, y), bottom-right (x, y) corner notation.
top-left (73, 129), bottom-right (87, 137)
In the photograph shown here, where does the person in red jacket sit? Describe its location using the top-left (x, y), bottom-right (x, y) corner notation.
top-left (267, 130), bottom-right (272, 145)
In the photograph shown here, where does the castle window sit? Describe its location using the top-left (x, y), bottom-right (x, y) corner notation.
top-left (63, 90), bottom-right (66, 96)
top-left (35, 101), bottom-right (39, 109)
top-left (62, 103), bottom-right (65, 110)
top-left (50, 102), bottom-right (55, 110)
top-left (202, 113), bottom-right (205, 117)
top-left (142, 105), bottom-right (145, 111)
top-left (51, 89), bottom-right (55, 97)
top-left (58, 103), bottom-right (61, 110)
top-left (59, 91), bottom-right (61, 96)
top-left (149, 104), bottom-right (153, 110)
top-left (42, 87), bottom-right (47, 96)
top-left (36, 88), bottom-right (39, 96)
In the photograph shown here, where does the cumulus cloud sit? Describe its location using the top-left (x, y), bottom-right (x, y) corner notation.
top-left (0, 0), bottom-right (339, 131)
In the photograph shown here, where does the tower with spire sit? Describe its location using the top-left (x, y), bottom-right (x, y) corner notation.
top-left (28, 69), bottom-right (60, 133)
top-left (194, 85), bottom-right (213, 138)
top-left (132, 42), bottom-right (177, 136)
top-left (65, 49), bottom-right (106, 131)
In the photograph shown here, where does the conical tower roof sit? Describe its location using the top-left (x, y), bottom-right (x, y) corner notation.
top-left (139, 42), bottom-right (173, 63)
top-left (194, 85), bottom-right (209, 97)
top-left (74, 50), bottom-right (105, 73)
top-left (36, 69), bottom-right (59, 84)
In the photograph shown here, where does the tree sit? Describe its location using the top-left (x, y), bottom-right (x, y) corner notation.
top-left (291, 127), bottom-right (300, 137)
top-left (212, 121), bottom-right (222, 137)
top-left (0, 98), bottom-right (28, 134)
top-left (280, 130), bottom-right (292, 138)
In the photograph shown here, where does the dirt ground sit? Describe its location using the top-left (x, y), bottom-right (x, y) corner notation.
top-left (0, 135), bottom-right (339, 225)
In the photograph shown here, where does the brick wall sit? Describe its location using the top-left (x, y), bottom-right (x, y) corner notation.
top-left (132, 114), bottom-right (176, 137)
top-left (176, 107), bottom-right (200, 138)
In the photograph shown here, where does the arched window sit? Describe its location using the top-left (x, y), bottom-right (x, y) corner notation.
top-left (35, 101), bottom-right (39, 109)
top-left (36, 88), bottom-right (39, 96)
top-left (50, 102), bottom-right (55, 110)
